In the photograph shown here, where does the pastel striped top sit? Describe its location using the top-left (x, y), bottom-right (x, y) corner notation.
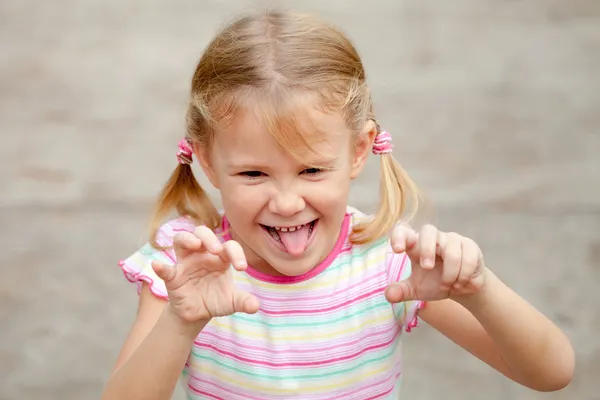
top-left (119, 206), bottom-right (424, 399)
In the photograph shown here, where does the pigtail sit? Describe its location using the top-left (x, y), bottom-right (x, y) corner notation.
top-left (350, 146), bottom-right (421, 245)
top-left (148, 163), bottom-right (220, 250)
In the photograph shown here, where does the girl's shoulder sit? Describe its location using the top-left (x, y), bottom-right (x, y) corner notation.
top-left (345, 205), bottom-right (413, 279)
top-left (118, 214), bottom-right (224, 299)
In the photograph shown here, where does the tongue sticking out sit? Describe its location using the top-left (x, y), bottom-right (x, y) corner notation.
top-left (278, 224), bottom-right (311, 256)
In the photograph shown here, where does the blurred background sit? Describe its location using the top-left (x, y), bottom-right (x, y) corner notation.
top-left (1, 0), bottom-right (599, 399)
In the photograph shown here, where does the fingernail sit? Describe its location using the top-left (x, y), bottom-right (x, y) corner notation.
top-left (422, 258), bottom-right (434, 268)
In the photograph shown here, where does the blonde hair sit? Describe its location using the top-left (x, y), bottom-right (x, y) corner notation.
top-left (149, 10), bottom-right (421, 248)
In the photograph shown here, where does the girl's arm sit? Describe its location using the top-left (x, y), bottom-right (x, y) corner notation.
top-left (419, 270), bottom-right (575, 392)
top-left (101, 283), bottom-right (208, 400)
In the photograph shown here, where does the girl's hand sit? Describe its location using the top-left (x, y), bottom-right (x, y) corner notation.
top-left (151, 226), bottom-right (260, 323)
top-left (385, 224), bottom-right (488, 303)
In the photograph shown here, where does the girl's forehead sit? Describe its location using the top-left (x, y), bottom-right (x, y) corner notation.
top-left (213, 100), bottom-right (351, 158)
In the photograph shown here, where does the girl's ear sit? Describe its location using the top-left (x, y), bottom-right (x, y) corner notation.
top-left (350, 120), bottom-right (378, 179)
top-left (193, 143), bottom-right (221, 189)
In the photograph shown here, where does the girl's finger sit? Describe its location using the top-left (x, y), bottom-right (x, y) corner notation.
top-left (418, 224), bottom-right (438, 269)
top-left (173, 231), bottom-right (204, 261)
top-left (391, 225), bottom-right (417, 253)
top-left (151, 260), bottom-right (176, 282)
top-left (193, 225), bottom-right (223, 254)
top-left (233, 289), bottom-right (260, 315)
top-left (456, 238), bottom-right (480, 287)
top-left (220, 240), bottom-right (248, 271)
top-left (441, 233), bottom-right (462, 289)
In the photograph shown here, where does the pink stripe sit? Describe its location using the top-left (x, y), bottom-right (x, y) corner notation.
top-left (172, 227), bottom-right (194, 232)
top-left (255, 286), bottom-right (384, 316)
top-left (398, 253), bottom-right (408, 280)
top-left (197, 323), bottom-right (398, 356)
top-left (392, 253), bottom-right (408, 283)
top-left (363, 382), bottom-right (397, 400)
top-left (244, 276), bottom-right (386, 313)
top-left (187, 384), bottom-right (226, 400)
top-left (188, 367), bottom-right (401, 400)
top-left (196, 328), bottom-right (400, 368)
top-left (189, 376), bottom-right (272, 400)
top-left (243, 265), bottom-right (386, 304)
top-left (159, 248), bottom-right (176, 264)
top-left (331, 371), bottom-right (400, 400)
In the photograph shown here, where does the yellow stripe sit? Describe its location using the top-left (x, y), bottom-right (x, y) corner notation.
top-left (209, 311), bottom-right (394, 340)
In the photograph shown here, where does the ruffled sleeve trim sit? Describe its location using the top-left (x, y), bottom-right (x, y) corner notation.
top-left (404, 300), bottom-right (426, 333)
top-left (117, 217), bottom-right (197, 300)
top-left (119, 254), bottom-right (169, 300)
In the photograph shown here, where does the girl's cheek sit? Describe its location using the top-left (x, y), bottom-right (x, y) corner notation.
top-left (314, 180), bottom-right (348, 198)
top-left (224, 182), bottom-right (266, 203)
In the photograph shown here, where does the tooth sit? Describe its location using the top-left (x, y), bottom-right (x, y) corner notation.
top-left (272, 224), bottom-right (309, 232)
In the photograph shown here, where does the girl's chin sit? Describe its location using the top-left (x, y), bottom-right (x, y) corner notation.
top-left (249, 243), bottom-right (322, 278)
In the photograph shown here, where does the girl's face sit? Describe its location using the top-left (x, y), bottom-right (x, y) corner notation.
top-left (197, 105), bottom-right (375, 277)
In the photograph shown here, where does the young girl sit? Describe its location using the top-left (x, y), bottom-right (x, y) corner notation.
top-left (103, 10), bottom-right (574, 400)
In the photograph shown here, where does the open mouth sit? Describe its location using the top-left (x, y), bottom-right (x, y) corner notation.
top-left (260, 219), bottom-right (318, 256)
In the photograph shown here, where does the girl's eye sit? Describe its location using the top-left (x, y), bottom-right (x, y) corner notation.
top-left (303, 168), bottom-right (322, 176)
top-left (240, 171), bottom-right (265, 178)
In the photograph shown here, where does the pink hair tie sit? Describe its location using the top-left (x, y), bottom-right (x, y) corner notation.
top-left (176, 138), bottom-right (193, 165)
top-left (372, 131), bottom-right (393, 155)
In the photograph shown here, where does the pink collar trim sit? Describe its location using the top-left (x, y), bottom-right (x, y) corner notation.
top-left (221, 214), bottom-right (351, 284)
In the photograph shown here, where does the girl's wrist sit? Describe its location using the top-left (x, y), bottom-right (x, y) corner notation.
top-left (451, 267), bottom-right (496, 311)
top-left (163, 303), bottom-right (211, 340)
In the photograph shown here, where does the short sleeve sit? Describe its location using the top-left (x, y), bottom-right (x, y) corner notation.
top-left (118, 217), bottom-right (197, 300)
top-left (387, 251), bottom-right (426, 332)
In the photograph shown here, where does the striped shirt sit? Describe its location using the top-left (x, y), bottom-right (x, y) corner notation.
top-left (119, 206), bottom-right (424, 399)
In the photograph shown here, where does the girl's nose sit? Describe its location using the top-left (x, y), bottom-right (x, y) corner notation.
top-left (268, 190), bottom-right (306, 218)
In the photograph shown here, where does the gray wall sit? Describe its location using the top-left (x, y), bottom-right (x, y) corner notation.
top-left (1, 1), bottom-right (598, 399)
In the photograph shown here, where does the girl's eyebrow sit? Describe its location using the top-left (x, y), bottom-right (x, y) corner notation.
top-left (227, 156), bottom-right (339, 171)
top-left (227, 162), bottom-right (269, 170)
top-left (304, 156), bottom-right (339, 168)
